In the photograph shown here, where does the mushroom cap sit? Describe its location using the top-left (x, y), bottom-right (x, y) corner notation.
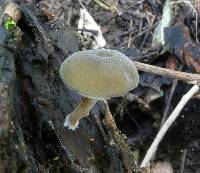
top-left (60, 49), bottom-right (139, 100)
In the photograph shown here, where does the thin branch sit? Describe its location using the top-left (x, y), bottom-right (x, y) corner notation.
top-left (69, 27), bottom-right (98, 35)
top-left (134, 61), bottom-right (200, 85)
top-left (120, 21), bottom-right (159, 47)
top-left (161, 65), bottom-right (183, 126)
top-left (140, 85), bottom-right (199, 168)
top-left (161, 79), bottom-right (178, 126)
top-left (180, 149), bottom-right (187, 173)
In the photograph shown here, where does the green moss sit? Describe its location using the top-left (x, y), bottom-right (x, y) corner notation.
top-left (5, 18), bottom-right (17, 31)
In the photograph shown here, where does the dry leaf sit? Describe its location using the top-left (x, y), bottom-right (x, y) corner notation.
top-left (78, 8), bottom-right (106, 49)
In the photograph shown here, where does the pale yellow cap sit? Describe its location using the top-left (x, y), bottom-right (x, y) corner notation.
top-left (60, 49), bottom-right (139, 100)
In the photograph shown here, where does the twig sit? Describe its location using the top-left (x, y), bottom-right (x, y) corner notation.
top-left (70, 27), bottom-right (98, 35)
top-left (103, 101), bottom-right (139, 172)
top-left (113, 97), bottom-right (127, 118)
top-left (126, 93), bottom-right (150, 111)
top-left (120, 21), bottom-right (159, 47)
top-left (134, 61), bottom-right (200, 86)
top-left (67, 7), bottom-right (72, 26)
top-left (180, 149), bottom-right (187, 173)
top-left (93, 0), bottom-right (113, 10)
top-left (161, 78), bottom-right (178, 126)
top-left (103, 100), bottom-right (118, 131)
top-left (124, 0), bottom-right (145, 10)
top-left (93, 0), bottom-right (119, 13)
top-left (139, 31), bottom-right (150, 50)
top-left (161, 65), bottom-right (183, 126)
top-left (128, 19), bottom-right (133, 48)
top-left (140, 85), bottom-right (199, 168)
top-left (150, 66), bottom-right (180, 160)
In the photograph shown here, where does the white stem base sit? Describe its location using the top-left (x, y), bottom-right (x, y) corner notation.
top-left (64, 97), bottom-right (97, 130)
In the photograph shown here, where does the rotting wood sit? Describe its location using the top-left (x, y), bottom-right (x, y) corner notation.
top-left (0, 2), bottom-right (33, 172)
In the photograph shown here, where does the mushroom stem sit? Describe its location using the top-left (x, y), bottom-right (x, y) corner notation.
top-left (64, 97), bottom-right (97, 130)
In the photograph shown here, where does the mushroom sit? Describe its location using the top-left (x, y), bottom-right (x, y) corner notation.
top-left (60, 49), bottom-right (139, 130)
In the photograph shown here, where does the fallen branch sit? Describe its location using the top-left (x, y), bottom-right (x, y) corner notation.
top-left (134, 61), bottom-right (200, 85)
top-left (140, 84), bottom-right (200, 168)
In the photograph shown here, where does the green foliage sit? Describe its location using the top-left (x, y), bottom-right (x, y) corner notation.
top-left (5, 18), bottom-right (17, 31)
